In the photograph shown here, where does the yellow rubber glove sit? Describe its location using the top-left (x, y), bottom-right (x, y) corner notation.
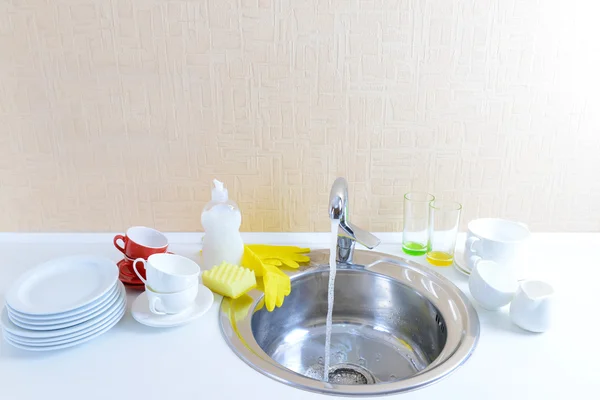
top-left (241, 246), bottom-right (268, 276)
top-left (262, 273), bottom-right (279, 311)
top-left (245, 245), bottom-right (310, 269)
top-left (265, 264), bottom-right (291, 296)
top-left (262, 259), bottom-right (282, 266)
top-left (263, 265), bottom-right (291, 311)
top-left (241, 245), bottom-right (301, 311)
top-left (222, 294), bottom-right (254, 323)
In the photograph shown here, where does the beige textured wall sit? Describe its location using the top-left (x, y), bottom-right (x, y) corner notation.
top-left (1, 0), bottom-right (599, 233)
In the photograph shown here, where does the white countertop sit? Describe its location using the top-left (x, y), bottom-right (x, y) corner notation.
top-left (0, 233), bottom-right (598, 399)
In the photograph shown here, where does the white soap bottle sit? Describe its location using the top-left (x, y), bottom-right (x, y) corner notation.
top-left (201, 179), bottom-right (244, 269)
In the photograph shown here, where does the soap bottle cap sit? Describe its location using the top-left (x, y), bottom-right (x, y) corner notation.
top-left (211, 179), bottom-right (229, 202)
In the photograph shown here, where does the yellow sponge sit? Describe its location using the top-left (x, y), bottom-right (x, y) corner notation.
top-left (202, 262), bottom-right (257, 299)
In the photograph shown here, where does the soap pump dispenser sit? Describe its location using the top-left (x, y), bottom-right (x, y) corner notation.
top-left (201, 179), bottom-right (244, 269)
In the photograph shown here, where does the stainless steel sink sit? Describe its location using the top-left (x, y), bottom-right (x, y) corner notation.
top-left (219, 249), bottom-right (480, 396)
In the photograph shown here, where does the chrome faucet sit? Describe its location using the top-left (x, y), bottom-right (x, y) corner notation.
top-left (329, 177), bottom-right (380, 264)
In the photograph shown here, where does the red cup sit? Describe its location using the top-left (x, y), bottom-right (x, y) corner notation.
top-left (113, 226), bottom-right (168, 259)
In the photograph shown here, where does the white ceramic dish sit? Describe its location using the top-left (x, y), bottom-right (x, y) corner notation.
top-left (146, 284), bottom-right (199, 315)
top-left (468, 261), bottom-right (518, 310)
top-left (465, 218), bottom-right (530, 278)
top-left (132, 284), bottom-right (213, 328)
top-left (1, 282), bottom-right (126, 339)
top-left (8, 284), bottom-right (123, 330)
top-left (2, 304), bottom-right (125, 351)
top-left (133, 253), bottom-right (200, 293)
top-left (453, 248), bottom-right (471, 276)
top-left (4, 302), bottom-right (126, 346)
top-left (6, 282), bottom-right (121, 325)
top-left (510, 280), bottom-right (555, 333)
top-left (6, 255), bottom-right (119, 315)
top-left (2, 304), bottom-right (126, 346)
top-left (6, 280), bottom-right (118, 321)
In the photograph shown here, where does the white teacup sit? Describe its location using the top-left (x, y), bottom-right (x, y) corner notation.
top-left (133, 253), bottom-right (200, 293)
top-left (465, 218), bottom-right (531, 277)
top-left (510, 280), bottom-right (554, 333)
top-left (146, 284), bottom-right (198, 315)
top-left (468, 261), bottom-right (518, 310)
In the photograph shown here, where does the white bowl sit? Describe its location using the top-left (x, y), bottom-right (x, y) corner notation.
top-left (468, 261), bottom-right (518, 310)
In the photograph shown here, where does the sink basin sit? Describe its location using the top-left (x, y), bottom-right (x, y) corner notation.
top-left (220, 250), bottom-right (479, 396)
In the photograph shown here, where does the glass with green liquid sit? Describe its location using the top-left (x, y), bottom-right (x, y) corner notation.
top-left (402, 192), bottom-right (435, 256)
top-left (426, 200), bottom-right (462, 267)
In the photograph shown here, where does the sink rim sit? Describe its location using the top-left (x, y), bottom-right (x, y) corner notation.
top-left (219, 249), bottom-right (480, 396)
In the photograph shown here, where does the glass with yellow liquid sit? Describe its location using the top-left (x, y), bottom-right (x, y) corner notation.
top-left (426, 200), bottom-right (462, 267)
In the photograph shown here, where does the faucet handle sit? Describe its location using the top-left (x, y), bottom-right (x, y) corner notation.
top-left (336, 221), bottom-right (380, 264)
top-left (339, 221), bottom-right (380, 250)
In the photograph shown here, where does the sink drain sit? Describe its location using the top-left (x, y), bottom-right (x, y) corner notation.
top-left (304, 362), bottom-right (377, 385)
top-left (328, 363), bottom-right (376, 385)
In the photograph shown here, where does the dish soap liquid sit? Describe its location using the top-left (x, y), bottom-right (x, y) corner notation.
top-left (201, 179), bottom-right (244, 269)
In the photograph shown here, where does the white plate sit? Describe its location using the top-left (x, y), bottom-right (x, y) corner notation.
top-left (3, 301), bottom-right (124, 345)
top-left (8, 284), bottom-right (122, 330)
top-left (3, 299), bottom-right (125, 346)
top-left (6, 281), bottom-right (120, 322)
top-left (3, 304), bottom-right (125, 351)
top-left (6, 255), bottom-right (119, 315)
top-left (1, 282), bottom-right (126, 339)
top-left (7, 283), bottom-right (120, 326)
top-left (4, 301), bottom-right (126, 346)
top-left (132, 284), bottom-right (213, 328)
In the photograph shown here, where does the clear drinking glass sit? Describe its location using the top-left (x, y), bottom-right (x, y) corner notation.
top-left (426, 200), bottom-right (462, 266)
top-left (402, 192), bottom-right (435, 256)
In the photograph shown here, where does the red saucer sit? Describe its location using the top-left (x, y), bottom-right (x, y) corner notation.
top-left (117, 252), bottom-right (175, 288)
top-left (118, 259), bottom-right (145, 287)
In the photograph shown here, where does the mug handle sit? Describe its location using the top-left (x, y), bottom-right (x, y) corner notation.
top-left (113, 235), bottom-right (127, 255)
top-left (466, 236), bottom-right (482, 270)
top-left (148, 297), bottom-right (166, 315)
top-left (469, 255), bottom-right (482, 269)
top-left (132, 258), bottom-right (148, 285)
top-left (466, 236), bottom-right (481, 253)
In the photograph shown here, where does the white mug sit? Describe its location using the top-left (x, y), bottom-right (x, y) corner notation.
top-left (465, 218), bottom-right (531, 277)
top-left (146, 284), bottom-right (198, 315)
top-left (133, 253), bottom-right (200, 293)
top-left (509, 280), bottom-right (554, 333)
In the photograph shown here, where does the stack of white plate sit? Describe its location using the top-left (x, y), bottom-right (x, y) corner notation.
top-left (1, 255), bottom-right (125, 351)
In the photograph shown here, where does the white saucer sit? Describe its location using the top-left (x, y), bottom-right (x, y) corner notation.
top-left (453, 248), bottom-right (472, 276)
top-left (131, 284), bottom-right (214, 328)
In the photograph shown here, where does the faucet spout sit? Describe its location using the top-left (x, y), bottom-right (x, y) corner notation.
top-left (329, 177), bottom-right (348, 221)
top-left (328, 177), bottom-right (380, 263)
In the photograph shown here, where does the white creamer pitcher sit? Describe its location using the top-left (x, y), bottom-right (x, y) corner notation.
top-left (509, 280), bottom-right (555, 333)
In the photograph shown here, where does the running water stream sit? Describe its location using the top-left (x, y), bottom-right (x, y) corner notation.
top-left (323, 219), bottom-right (339, 381)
